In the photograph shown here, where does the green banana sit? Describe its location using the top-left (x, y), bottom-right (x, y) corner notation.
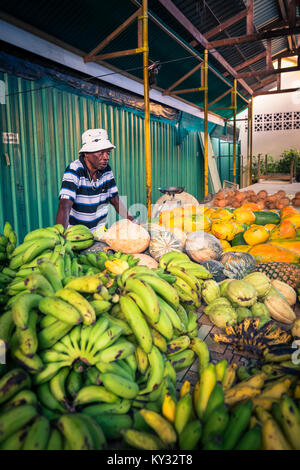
top-left (0, 309), bottom-right (14, 344)
top-left (49, 367), bottom-right (70, 407)
top-left (1, 389), bottom-right (37, 411)
top-left (124, 277), bottom-right (160, 323)
top-left (37, 382), bottom-right (65, 412)
top-left (174, 392), bottom-right (193, 435)
top-left (24, 273), bottom-right (55, 297)
top-left (66, 370), bottom-right (84, 398)
top-left (82, 399), bottom-right (131, 416)
top-left (120, 294), bottom-right (152, 354)
top-left (94, 414), bottom-right (132, 440)
top-left (33, 362), bottom-right (66, 386)
top-left (203, 382), bottom-right (225, 422)
top-left (73, 385), bottom-right (120, 406)
top-left (179, 420), bottom-right (202, 450)
top-left (120, 428), bottom-right (164, 450)
top-left (22, 415), bottom-right (50, 450)
top-left (16, 310), bottom-right (39, 357)
top-left (201, 404), bottom-right (229, 445)
top-left (223, 400), bottom-right (253, 450)
top-left (12, 293), bottom-right (42, 330)
top-left (158, 251), bottom-right (190, 270)
top-left (76, 413), bottom-right (107, 450)
top-left (157, 296), bottom-right (184, 332)
top-left (95, 361), bottom-right (132, 381)
top-left (0, 405), bottom-right (38, 443)
top-left (89, 300), bottom-right (111, 316)
top-left (166, 335), bottom-right (190, 356)
top-left (22, 238), bottom-right (58, 265)
top-left (0, 368), bottom-right (31, 405)
top-left (169, 349), bottom-right (195, 371)
top-left (64, 275), bottom-right (103, 293)
top-left (89, 325), bottom-right (123, 357)
top-left (280, 394), bottom-right (300, 449)
top-left (24, 228), bottom-right (60, 243)
top-left (139, 346), bottom-right (165, 395)
top-left (92, 338), bottom-right (135, 363)
top-left (100, 373), bottom-right (139, 400)
top-left (46, 428), bottom-right (63, 450)
top-left (134, 274), bottom-right (180, 309)
top-left (38, 295), bottom-right (83, 325)
top-left (0, 427), bottom-right (29, 450)
top-left (234, 424), bottom-right (262, 450)
top-left (57, 413), bottom-right (94, 450)
top-left (37, 320), bottom-right (73, 350)
top-left (189, 337), bottom-right (210, 374)
top-left (37, 260), bottom-right (63, 292)
top-left (84, 317), bottom-right (109, 354)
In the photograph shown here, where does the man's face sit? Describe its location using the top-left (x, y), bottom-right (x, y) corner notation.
top-left (85, 149), bottom-right (111, 170)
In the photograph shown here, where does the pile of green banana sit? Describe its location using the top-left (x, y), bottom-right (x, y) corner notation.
top-left (0, 222), bottom-right (18, 306)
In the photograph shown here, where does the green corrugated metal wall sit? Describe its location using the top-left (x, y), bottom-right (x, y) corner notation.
top-left (0, 72), bottom-right (203, 242)
top-left (211, 137), bottom-right (241, 187)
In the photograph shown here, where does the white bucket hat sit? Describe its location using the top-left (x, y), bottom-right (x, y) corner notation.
top-left (79, 128), bottom-right (116, 153)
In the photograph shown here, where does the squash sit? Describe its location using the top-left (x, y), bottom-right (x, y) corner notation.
top-left (199, 260), bottom-right (226, 282)
top-left (252, 211), bottom-right (281, 226)
top-left (103, 220), bottom-right (150, 254)
top-left (131, 253), bottom-right (158, 269)
top-left (269, 220), bottom-right (297, 240)
top-left (209, 209), bottom-right (234, 222)
top-left (185, 232), bottom-right (223, 263)
top-left (270, 280), bottom-right (297, 306)
top-left (149, 231), bottom-right (183, 261)
top-left (248, 243), bottom-right (300, 264)
top-left (233, 208), bottom-right (256, 225)
top-left (264, 296), bottom-right (296, 324)
top-left (243, 226), bottom-right (270, 246)
top-left (220, 251), bottom-right (257, 270)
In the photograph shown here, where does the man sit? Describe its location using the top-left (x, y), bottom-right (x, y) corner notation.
top-left (56, 128), bottom-right (135, 230)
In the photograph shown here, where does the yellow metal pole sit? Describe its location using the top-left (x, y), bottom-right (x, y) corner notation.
top-left (204, 49), bottom-right (208, 196)
top-left (233, 78), bottom-right (237, 184)
top-left (249, 96), bottom-right (253, 185)
top-left (142, 0), bottom-right (152, 221)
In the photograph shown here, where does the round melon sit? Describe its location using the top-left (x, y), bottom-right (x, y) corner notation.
top-left (185, 232), bottom-right (223, 263)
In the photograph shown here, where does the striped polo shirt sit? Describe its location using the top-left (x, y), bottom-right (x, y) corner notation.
top-left (59, 155), bottom-right (118, 232)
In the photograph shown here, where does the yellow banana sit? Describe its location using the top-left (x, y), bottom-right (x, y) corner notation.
top-left (225, 385), bottom-right (261, 406)
top-left (215, 359), bottom-right (228, 383)
top-left (180, 380), bottom-right (191, 398)
top-left (65, 276), bottom-right (103, 294)
top-left (166, 335), bottom-right (190, 357)
top-left (196, 363), bottom-right (216, 419)
top-left (55, 288), bottom-right (96, 325)
top-left (222, 363), bottom-right (237, 391)
top-left (150, 328), bottom-right (167, 353)
top-left (162, 393), bottom-right (176, 423)
top-left (135, 346), bottom-right (149, 375)
top-left (120, 429), bottom-right (164, 450)
top-left (262, 418), bottom-right (292, 450)
top-left (140, 409), bottom-right (177, 447)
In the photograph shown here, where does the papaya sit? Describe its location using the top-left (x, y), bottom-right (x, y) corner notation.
top-left (243, 226), bottom-right (270, 246)
top-left (281, 213), bottom-right (300, 229)
top-left (233, 209), bottom-right (256, 225)
top-left (280, 206), bottom-right (299, 219)
top-left (249, 243), bottom-right (300, 264)
top-left (223, 245), bottom-right (251, 253)
top-left (267, 239), bottom-right (300, 255)
top-left (269, 220), bottom-right (297, 240)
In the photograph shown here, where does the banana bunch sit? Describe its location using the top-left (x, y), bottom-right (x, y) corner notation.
top-left (212, 317), bottom-right (292, 356)
top-left (0, 222), bottom-right (18, 306)
top-left (63, 224), bottom-right (94, 251)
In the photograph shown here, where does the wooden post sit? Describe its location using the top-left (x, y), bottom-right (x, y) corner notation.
top-left (204, 49), bottom-right (209, 196)
top-left (233, 79), bottom-right (237, 184)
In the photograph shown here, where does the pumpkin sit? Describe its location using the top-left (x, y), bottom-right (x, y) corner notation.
top-left (233, 208), bottom-right (256, 225)
top-left (149, 231), bottom-right (183, 261)
top-left (131, 253), bottom-right (158, 269)
top-left (185, 232), bottom-right (223, 263)
top-left (220, 251), bottom-right (257, 270)
top-left (199, 260), bottom-right (226, 282)
top-left (280, 213), bottom-right (300, 229)
top-left (270, 280), bottom-right (297, 306)
top-left (264, 296), bottom-right (296, 324)
top-left (243, 226), bottom-right (270, 245)
top-left (211, 221), bottom-right (237, 241)
top-left (209, 209), bottom-right (234, 222)
top-left (204, 208), bottom-right (216, 218)
top-left (103, 220), bottom-right (150, 254)
top-left (248, 244), bottom-right (300, 264)
top-left (269, 220), bottom-right (297, 240)
top-left (280, 206), bottom-right (299, 219)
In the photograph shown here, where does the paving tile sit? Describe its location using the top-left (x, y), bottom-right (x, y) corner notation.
top-left (205, 334), bottom-right (227, 354)
top-left (190, 357), bottom-right (199, 372)
top-left (197, 324), bottom-right (212, 340)
top-left (183, 370), bottom-right (198, 386)
top-left (198, 313), bottom-right (213, 326)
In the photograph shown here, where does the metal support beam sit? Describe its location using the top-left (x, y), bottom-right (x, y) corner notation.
top-left (208, 88), bottom-right (232, 108)
top-left (233, 79), bottom-right (237, 184)
top-left (254, 86), bottom-right (300, 96)
top-left (168, 87), bottom-right (205, 95)
top-left (224, 52), bottom-right (267, 76)
top-left (208, 25), bottom-right (300, 48)
top-left (277, 58), bottom-right (281, 90)
top-left (204, 50), bottom-right (209, 196)
top-left (93, 47), bottom-right (144, 62)
top-left (142, 0), bottom-right (152, 221)
top-left (204, 10), bottom-right (247, 40)
top-left (266, 39), bottom-right (273, 70)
